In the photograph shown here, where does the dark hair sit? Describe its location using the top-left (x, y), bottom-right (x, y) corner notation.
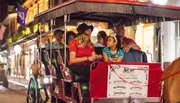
top-left (66, 31), bottom-right (76, 45)
top-left (116, 36), bottom-right (121, 51)
top-left (108, 35), bottom-right (121, 51)
top-left (97, 31), bottom-right (107, 45)
top-left (54, 29), bottom-right (64, 37)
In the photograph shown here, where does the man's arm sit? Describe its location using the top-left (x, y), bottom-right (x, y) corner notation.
top-left (129, 43), bottom-right (141, 51)
top-left (122, 37), bottom-right (141, 52)
top-left (125, 37), bottom-right (141, 50)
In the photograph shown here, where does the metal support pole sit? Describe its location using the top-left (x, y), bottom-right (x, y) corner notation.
top-left (161, 17), bottom-right (165, 70)
top-left (64, 15), bottom-right (67, 66)
top-left (177, 22), bottom-right (180, 57)
top-left (64, 14), bottom-right (70, 66)
top-left (39, 23), bottom-right (42, 62)
top-left (18, 54), bottom-right (20, 82)
top-left (50, 19), bottom-right (54, 61)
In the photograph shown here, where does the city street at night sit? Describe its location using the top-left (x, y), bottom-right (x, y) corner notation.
top-left (1, 0), bottom-right (180, 103)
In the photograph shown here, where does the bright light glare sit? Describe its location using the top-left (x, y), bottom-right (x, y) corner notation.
top-left (43, 78), bottom-right (49, 84)
top-left (139, 23), bottom-right (144, 27)
top-left (151, 0), bottom-right (168, 5)
top-left (91, 28), bottom-right (99, 36)
top-left (50, 77), bottom-right (53, 83)
top-left (14, 45), bottom-right (22, 54)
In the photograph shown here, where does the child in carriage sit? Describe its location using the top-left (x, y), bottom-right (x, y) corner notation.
top-left (103, 34), bottom-right (124, 62)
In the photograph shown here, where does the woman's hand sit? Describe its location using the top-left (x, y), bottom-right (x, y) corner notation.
top-left (88, 56), bottom-right (95, 61)
top-left (96, 55), bottom-right (102, 60)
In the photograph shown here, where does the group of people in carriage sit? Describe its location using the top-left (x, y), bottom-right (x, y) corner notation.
top-left (36, 22), bottom-right (143, 103)
top-left (34, 21), bottom-right (180, 103)
top-left (46, 23), bottom-right (142, 75)
top-left (48, 22), bottom-right (141, 63)
top-left (27, 0), bottom-right (180, 102)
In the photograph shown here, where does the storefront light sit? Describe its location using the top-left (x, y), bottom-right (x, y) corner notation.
top-left (33, 24), bottom-right (39, 33)
top-left (44, 24), bottom-right (49, 32)
top-left (151, 0), bottom-right (168, 5)
top-left (25, 27), bottom-right (31, 35)
top-left (22, 30), bottom-right (25, 36)
top-left (14, 45), bottom-right (22, 54)
top-left (7, 38), bottom-right (12, 44)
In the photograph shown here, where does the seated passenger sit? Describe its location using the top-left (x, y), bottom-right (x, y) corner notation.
top-left (46, 29), bottom-right (65, 50)
top-left (94, 31), bottom-right (107, 47)
top-left (69, 23), bottom-right (96, 103)
top-left (66, 31), bottom-right (76, 47)
top-left (116, 24), bottom-right (141, 53)
top-left (103, 35), bottom-right (124, 62)
top-left (69, 23), bottom-right (96, 78)
top-left (45, 30), bottom-right (65, 94)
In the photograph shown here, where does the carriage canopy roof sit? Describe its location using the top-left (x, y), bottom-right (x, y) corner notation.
top-left (34, 0), bottom-right (180, 25)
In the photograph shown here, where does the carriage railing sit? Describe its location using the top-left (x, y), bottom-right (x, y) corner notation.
top-left (55, 49), bottom-right (72, 82)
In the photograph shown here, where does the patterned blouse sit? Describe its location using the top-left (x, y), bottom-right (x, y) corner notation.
top-left (102, 47), bottom-right (124, 61)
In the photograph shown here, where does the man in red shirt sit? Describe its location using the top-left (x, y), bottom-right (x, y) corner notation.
top-left (116, 24), bottom-right (141, 53)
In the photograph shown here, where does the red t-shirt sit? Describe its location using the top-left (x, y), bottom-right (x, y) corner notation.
top-left (122, 37), bottom-right (141, 50)
top-left (69, 39), bottom-right (95, 65)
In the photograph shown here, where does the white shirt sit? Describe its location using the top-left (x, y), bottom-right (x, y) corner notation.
top-left (94, 42), bottom-right (105, 47)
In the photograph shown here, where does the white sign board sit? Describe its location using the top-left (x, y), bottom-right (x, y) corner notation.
top-left (107, 64), bottom-right (149, 98)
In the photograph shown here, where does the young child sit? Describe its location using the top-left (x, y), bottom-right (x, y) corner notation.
top-left (102, 35), bottom-right (124, 62)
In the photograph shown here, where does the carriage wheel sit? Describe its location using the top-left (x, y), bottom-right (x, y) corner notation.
top-left (27, 77), bottom-right (39, 103)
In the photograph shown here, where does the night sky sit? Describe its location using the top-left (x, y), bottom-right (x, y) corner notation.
top-left (6, 0), bottom-right (25, 5)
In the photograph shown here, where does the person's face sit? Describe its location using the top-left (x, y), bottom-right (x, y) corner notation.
top-left (55, 34), bottom-right (63, 43)
top-left (84, 29), bottom-right (92, 37)
top-left (83, 33), bottom-right (90, 42)
top-left (68, 35), bottom-right (75, 45)
top-left (116, 25), bottom-right (125, 37)
top-left (107, 37), bottom-right (117, 47)
top-left (97, 33), bottom-right (104, 44)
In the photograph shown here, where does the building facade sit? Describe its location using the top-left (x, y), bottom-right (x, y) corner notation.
top-left (4, 0), bottom-right (50, 80)
top-left (4, 0), bottom-right (72, 80)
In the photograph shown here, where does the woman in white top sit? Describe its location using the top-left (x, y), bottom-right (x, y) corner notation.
top-left (94, 31), bottom-right (107, 47)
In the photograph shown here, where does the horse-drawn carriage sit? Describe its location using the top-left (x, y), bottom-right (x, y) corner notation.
top-left (26, 0), bottom-right (180, 103)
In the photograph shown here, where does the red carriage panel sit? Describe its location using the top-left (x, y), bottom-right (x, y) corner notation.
top-left (90, 62), bottom-right (163, 99)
